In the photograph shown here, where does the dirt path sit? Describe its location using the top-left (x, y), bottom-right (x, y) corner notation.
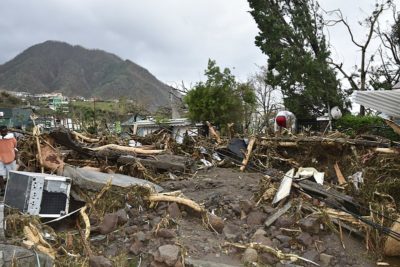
top-left (158, 167), bottom-right (378, 267)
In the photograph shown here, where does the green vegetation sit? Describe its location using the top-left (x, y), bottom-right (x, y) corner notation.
top-left (184, 59), bottom-right (256, 130)
top-left (0, 91), bottom-right (24, 108)
top-left (335, 114), bottom-right (399, 141)
top-left (70, 100), bottom-right (118, 112)
top-left (0, 41), bottom-right (171, 109)
top-left (247, 0), bottom-right (347, 118)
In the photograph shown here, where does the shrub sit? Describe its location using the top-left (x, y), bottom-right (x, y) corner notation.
top-left (334, 114), bottom-right (399, 141)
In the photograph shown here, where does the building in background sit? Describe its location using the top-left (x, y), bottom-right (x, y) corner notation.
top-left (122, 117), bottom-right (201, 144)
top-left (0, 107), bottom-right (33, 129)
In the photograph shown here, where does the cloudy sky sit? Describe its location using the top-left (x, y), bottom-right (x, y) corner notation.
top-left (0, 0), bottom-right (396, 87)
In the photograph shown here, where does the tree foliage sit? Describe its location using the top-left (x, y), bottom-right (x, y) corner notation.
top-left (248, 0), bottom-right (346, 118)
top-left (0, 91), bottom-right (24, 108)
top-left (184, 59), bottom-right (256, 129)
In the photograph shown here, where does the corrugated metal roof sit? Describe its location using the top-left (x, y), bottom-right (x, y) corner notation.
top-left (352, 90), bottom-right (400, 117)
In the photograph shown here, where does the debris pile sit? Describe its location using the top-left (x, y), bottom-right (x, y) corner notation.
top-left (1, 125), bottom-right (400, 266)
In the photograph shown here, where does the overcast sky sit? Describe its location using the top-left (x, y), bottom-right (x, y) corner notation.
top-left (0, 0), bottom-right (397, 88)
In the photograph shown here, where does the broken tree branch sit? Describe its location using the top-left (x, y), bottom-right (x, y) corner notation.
top-left (90, 144), bottom-right (164, 155)
top-left (240, 136), bottom-right (256, 171)
top-left (71, 131), bottom-right (100, 143)
top-left (206, 121), bottom-right (221, 144)
top-left (224, 242), bottom-right (319, 266)
top-left (385, 119), bottom-right (400, 136)
top-left (148, 194), bottom-right (206, 213)
top-left (260, 136), bottom-right (391, 147)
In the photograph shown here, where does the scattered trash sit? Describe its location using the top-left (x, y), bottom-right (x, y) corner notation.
top-left (5, 171), bottom-right (71, 217)
top-left (1, 127), bottom-right (398, 266)
top-left (347, 171), bottom-right (363, 191)
top-left (272, 168), bottom-right (294, 204)
top-left (295, 167), bottom-right (324, 185)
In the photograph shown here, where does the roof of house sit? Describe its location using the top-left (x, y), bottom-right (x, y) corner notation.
top-left (352, 90), bottom-right (400, 117)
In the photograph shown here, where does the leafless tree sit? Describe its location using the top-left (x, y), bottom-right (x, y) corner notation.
top-left (249, 66), bottom-right (282, 133)
top-left (324, 1), bottom-right (392, 115)
top-left (372, 4), bottom-right (400, 87)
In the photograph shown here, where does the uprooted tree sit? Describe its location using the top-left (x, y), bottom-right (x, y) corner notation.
top-left (184, 59), bottom-right (256, 131)
top-left (247, 0), bottom-right (347, 118)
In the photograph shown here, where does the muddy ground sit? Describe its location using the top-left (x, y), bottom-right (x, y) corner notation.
top-left (4, 130), bottom-right (400, 267)
top-left (47, 167), bottom-right (380, 267)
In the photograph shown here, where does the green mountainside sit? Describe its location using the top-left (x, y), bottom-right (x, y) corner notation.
top-left (0, 41), bottom-right (172, 109)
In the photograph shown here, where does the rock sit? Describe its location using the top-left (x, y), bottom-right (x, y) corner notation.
top-left (223, 224), bottom-right (240, 241)
top-left (298, 217), bottom-right (320, 234)
top-left (246, 211), bottom-right (266, 226)
top-left (134, 231), bottom-right (146, 242)
top-left (129, 240), bottom-right (144, 255)
top-left (302, 249), bottom-right (319, 262)
top-left (89, 255), bottom-right (113, 267)
top-left (156, 244), bottom-right (180, 266)
top-left (156, 228), bottom-right (176, 239)
top-left (253, 235), bottom-right (273, 246)
top-left (229, 203), bottom-right (241, 216)
top-left (320, 253), bottom-right (334, 267)
top-left (115, 209), bottom-right (128, 225)
top-left (263, 206), bottom-right (275, 214)
top-left (252, 228), bottom-right (267, 238)
top-left (168, 203), bottom-right (182, 219)
top-left (150, 261), bottom-right (169, 267)
top-left (0, 244), bottom-right (53, 267)
top-left (297, 232), bottom-right (313, 247)
top-left (251, 228), bottom-right (273, 246)
top-left (104, 243), bottom-right (118, 257)
top-left (274, 215), bottom-right (295, 228)
top-left (174, 260), bottom-right (183, 267)
top-left (259, 252), bottom-right (278, 265)
top-left (208, 214), bottom-right (224, 233)
top-left (270, 228), bottom-right (282, 237)
top-left (242, 247), bottom-right (258, 263)
top-left (275, 235), bottom-right (292, 243)
top-left (276, 263), bottom-right (303, 267)
top-left (124, 225), bottom-right (138, 235)
top-left (272, 238), bottom-right (281, 247)
top-left (239, 199), bottom-right (255, 214)
top-left (151, 216), bottom-right (162, 227)
top-left (185, 258), bottom-right (239, 267)
top-left (98, 213), bottom-right (119, 234)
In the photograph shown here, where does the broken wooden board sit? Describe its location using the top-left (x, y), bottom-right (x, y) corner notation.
top-left (334, 162), bottom-right (347, 185)
top-left (265, 201), bottom-right (292, 227)
top-left (272, 168), bottom-right (295, 204)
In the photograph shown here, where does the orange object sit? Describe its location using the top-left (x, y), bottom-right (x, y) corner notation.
top-left (0, 134), bottom-right (17, 164)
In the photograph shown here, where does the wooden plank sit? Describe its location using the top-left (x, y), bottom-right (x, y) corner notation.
top-left (240, 136), bottom-right (256, 171)
top-left (264, 201), bottom-right (292, 227)
top-left (334, 162), bottom-right (347, 185)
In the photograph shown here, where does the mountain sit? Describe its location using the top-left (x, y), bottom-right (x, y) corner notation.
top-left (0, 41), bottom-right (173, 109)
